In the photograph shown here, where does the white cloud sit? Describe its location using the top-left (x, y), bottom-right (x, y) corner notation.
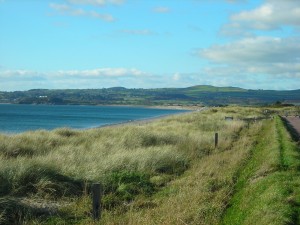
top-left (207, 0), bottom-right (300, 89)
top-left (67, 0), bottom-right (124, 6)
top-left (0, 70), bottom-right (42, 79)
top-left (172, 73), bottom-right (181, 81)
top-left (0, 68), bottom-right (146, 80)
top-left (56, 68), bottom-right (145, 78)
top-left (199, 37), bottom-right (300, 64)
top-left (89, 11), bottom-right (115, 21)
top-left (0, 68), bottom-right (196, 91)
top-left (1, 67), bottom-right (299, 91)
top-left (0, 68), bottom-right (150, 90)
top-left (49, 3), bottom-right (70, 11)
top-left (221, 0), bottom-right (300, 35)
top-left (194, 0), bottom-right (246, 3)
top-left (197, 36), bottom-right (300, 80)
top-left (225, 0), bottom-right (246, 2)
top-left (49, 3), bottom-right (115, 22)
top-left (120, 29), bottom-right (155, 36)
top-left (153, 7), bottom-right (170, 13)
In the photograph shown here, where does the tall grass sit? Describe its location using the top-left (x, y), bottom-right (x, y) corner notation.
top-left (99, 120), bottom-right (264, 225)
top-left (0, 106), bottom-right (268, 224)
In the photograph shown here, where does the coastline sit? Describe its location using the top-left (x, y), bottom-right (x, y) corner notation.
top-left (93, 108), bottom-right (199, 130)
top-left (92, 104), bottom-right (199, 111)
top-left (93, 107), bottom-right (207, 130)
top-left (0, 105), bottom-right (204, 135)
top-left (0, 111), bottom-right (193, 136)
top-left (0, 102), bottom-right (199, 111)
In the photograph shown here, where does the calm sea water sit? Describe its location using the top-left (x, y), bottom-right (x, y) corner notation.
top-left (0, 104), bottom-right (188, 133)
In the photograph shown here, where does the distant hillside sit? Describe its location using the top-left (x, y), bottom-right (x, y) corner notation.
top-left (184, 85), bottom-right (247, 93)
top-left (0, 85), bottom-right (300, 106)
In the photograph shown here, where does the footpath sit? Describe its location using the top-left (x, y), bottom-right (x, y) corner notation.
top-left (284, 116), bottom-right (300, 140)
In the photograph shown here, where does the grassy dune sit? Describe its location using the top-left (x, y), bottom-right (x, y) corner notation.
top-left (0, 106), bottom-right (299, 224)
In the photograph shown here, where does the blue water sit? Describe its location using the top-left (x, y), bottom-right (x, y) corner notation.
top-left (0, 104), bottom-right (188, 133)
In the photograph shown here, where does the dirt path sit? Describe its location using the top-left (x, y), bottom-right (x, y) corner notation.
top-left (285, 116), bottom-right (300, 140)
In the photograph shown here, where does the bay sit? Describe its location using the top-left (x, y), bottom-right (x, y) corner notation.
top-left (0, 104), bottom-right (188, 133)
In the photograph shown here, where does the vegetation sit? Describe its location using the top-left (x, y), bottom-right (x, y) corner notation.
top-left (221, 117), bottom-right (300, 225)
top-left (0, 106), bottom-right (299, 224)
top-left (1, 85), bottom-right (300, 106)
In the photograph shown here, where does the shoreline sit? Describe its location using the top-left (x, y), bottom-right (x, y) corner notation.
top-left (0, 107), bottom-right (204, 135)
top-left (93, 108), bottom-right (200, 130)
top-left (98, 104), bottom-right (202, 111)
top-left (93, 106), bottom-right (208, 129)
top-left (0, 102), bottom-right (199, 111)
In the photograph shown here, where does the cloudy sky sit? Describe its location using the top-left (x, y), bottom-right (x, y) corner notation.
top-left (0, 0), bottom-right (299, 91)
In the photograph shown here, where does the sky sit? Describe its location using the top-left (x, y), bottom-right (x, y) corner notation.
top-left (0, 0), bottom-right (300, 91)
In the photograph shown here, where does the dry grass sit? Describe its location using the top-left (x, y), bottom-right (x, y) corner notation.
top-left (98, 122), bottom-right (263, 225)
top-left (1, 106), bottom-right (285, 224)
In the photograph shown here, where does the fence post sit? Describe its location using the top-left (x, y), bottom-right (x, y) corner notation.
top-left (92, 183), bottom-right (101, 221)
top-left (215, 132), bottom-right (218, 148)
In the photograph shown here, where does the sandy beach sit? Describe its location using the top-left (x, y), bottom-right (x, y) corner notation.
top-left (93, 107), bottom-right (206, 130)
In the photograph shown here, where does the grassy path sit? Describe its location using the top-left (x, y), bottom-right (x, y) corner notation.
top-left (284, 116), bottom-right (300, 141)
top-left (276, 117), bottom-right (300, 224)
top-left (221, 117), bottom-right (300, 225)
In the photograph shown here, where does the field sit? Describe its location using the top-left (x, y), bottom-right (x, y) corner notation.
top-left (0, 106), bottom-right (300, 224)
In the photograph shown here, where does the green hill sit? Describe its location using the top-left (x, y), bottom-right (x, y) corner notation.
top-left (184, 85), bottom-right (247, 93)
top-left (0, 85), bottom-right (300, 106)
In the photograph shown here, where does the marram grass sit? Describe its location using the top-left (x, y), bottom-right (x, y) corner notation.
top-left (1, 106), bottom-right (298, 224)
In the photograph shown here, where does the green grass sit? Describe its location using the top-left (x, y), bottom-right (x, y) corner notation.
top-left (0, 106), bottom-right (299, 224)
top-left (221, 116), bottom-right (300, 225)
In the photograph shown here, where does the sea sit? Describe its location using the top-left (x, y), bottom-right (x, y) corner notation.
top-left (0, 104), bottom-right (188, 134)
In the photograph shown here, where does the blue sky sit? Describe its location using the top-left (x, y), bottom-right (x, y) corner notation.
top-left (0, 0), bottom-right (299, 91)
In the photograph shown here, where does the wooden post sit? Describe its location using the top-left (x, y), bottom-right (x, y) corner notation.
top-left (92, 183), bottom-right (101, 221)
top-left (215, 133), bottom-right (218, 148)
